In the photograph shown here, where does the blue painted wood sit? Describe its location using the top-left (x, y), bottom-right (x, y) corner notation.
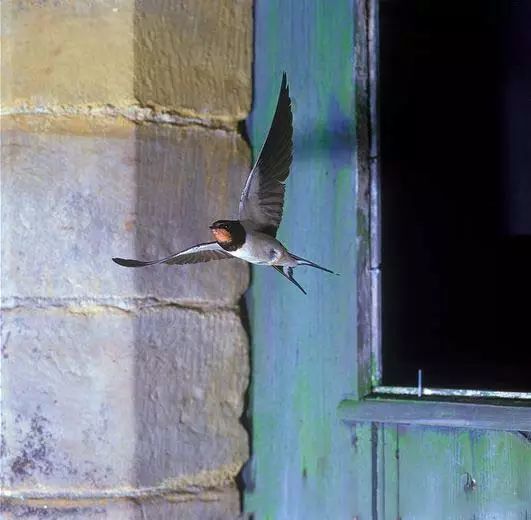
top-left (244, 3), bottom-right (531, 519)
top-left (340, 398), bottom-right (531, 431)
top-left (244, 1), bottom-right (361, 518)
top-left (380, 425), bottom-right (531, 519)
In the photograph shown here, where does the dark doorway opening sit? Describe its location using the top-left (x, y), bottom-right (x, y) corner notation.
top-left (380, 0), bottom-right (531, 391)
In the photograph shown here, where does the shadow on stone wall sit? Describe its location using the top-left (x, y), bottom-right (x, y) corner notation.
top-left (130, 3), bottom-right (251, 514)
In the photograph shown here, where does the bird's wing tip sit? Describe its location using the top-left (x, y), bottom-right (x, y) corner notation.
top-left (112, 257), bottom-right (128, 266)
top-left (112, 257), bottom-right (141, 267)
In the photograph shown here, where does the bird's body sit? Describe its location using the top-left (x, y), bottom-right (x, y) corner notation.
top-left (113, 73), bottom-right (336, 294)
top-left (227, 225), bottom-right (296, 267)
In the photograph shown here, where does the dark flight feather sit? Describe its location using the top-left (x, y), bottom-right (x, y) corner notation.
top-left (239, 72), bottom-right (293, 237)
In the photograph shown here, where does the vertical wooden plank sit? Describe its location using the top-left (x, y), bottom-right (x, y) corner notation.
top-left (393, 426), bottom-right (531, 519)
top-left (245, 1), bottom-right (361, 518)
top-left (379, 424), bottom-right (400, 520)
top-left (354, 423), bottom-right (379, 516)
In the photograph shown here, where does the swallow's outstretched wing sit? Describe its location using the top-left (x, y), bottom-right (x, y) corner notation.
top-left (239, 73), bottom-right (293, 237)
top-left (112, 242), bottom-right (233, 268)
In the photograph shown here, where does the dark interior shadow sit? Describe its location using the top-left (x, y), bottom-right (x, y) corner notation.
top-left (380, 0), bottom-right (531, 391)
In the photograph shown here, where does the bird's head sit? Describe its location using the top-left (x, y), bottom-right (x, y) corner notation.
top-left (209, 220), bottom-right (245, 248)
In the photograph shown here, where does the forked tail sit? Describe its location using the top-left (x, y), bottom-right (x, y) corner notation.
top-left (290, 253), bottom-right (338, 275)
top-left (272, 266), bottom-right (307, 294)
top-left (272, 255), bottom-right (338, 295)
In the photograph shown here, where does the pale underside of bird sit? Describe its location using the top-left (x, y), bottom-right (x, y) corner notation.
top-left (112, 73), bottom-right (336, 294)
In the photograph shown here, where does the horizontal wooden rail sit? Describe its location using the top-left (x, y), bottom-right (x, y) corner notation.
top-left (339, 395), bottom-right (531, 432)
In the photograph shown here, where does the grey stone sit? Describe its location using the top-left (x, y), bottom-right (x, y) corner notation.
top-left (1, 307), bottom-right (249, 490)
top-left (1, 489), bottom-right (241, 519)
top-left (1, 120), bottom-right (250, 306)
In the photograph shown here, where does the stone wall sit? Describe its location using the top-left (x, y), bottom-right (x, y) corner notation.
top-left (1, 1), bottom-right (252, 518)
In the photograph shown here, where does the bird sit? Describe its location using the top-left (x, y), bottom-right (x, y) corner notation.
top-left (112, 73), bottom-right (336, 294)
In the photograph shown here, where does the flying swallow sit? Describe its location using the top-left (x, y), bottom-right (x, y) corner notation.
top-left (112, 73), bottom-right (336, 294)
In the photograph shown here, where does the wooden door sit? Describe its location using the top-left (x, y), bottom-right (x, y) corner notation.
top-left (245, 1), bottom-right (531, 518)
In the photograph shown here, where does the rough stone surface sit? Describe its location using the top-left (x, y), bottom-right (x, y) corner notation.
top-left (134, 0), bottom-right (252, 118)
top-left (2, 2), bottom-right (252, 517)
top-left (1, 1), bottom-right (135, 108)
top-left (1, 118), bottom-right (249, 306)
top-left (1, 308), bottom-right (249, 490)
top-left (1, 489), bottom-right (241, 519)
top-left (2, 0), bottom-right (252, 117)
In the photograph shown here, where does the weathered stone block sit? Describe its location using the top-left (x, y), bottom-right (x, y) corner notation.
top-left (134, 0), bottom-right (252, 118)
top-left (1, 0), bottom-right (252, 117)
top-left (1, 308), bottom-right (249, 490)
top-left (1, 117), bottom-right (249, 305)
top-left (1, 1), bottom-right (135, 108)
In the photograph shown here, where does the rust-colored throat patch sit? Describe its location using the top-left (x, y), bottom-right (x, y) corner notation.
top-left (211, 227), bottom-right (232, 244)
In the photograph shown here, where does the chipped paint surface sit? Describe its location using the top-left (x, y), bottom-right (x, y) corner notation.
top-left (245, 1), bottom-right (359, 518)
top-left (245, 2), bottom-right (531, 519)
top-left (377, 425), bottom-right (531, 519)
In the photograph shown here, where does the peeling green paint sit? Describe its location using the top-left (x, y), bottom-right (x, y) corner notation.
top-left (370, 352), bottom-right (380, 388)
top-left (389, 426), bottom-right (531, 518)
top-left (356, 207), bottom-right (369, 245)
top-left (245, 2), bottom-right (531, 519)
top-left (244, 1), bottom-right (359, 518)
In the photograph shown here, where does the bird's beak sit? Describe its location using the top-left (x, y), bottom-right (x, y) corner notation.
top-left (209, 224), bottom-right (215, 229)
